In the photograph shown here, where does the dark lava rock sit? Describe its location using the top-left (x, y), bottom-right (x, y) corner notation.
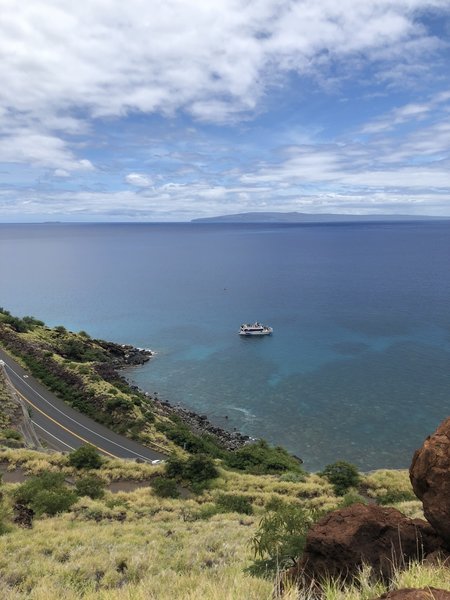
top-left (286, 504), bottom-right (443, 586)
top-left (410, 417), bottom-right (450, 548)
top-left (13, 503), bottom-right (34, 528)
top-left (375, 589), bottom-right (450, 600)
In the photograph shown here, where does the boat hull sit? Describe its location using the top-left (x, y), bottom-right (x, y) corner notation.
top-left (239, 328), bottom-right (273, 336)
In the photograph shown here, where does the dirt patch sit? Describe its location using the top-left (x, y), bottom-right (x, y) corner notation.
top-left (107, 479), bottom-right (151, 493)
top-left (0, 464), bottom-right (27, 483)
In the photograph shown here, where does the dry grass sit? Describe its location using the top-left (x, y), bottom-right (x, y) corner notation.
top-left (0, 510), bottom-right (273, 599)
top-left (0, 449), bottom-right (447, 600)
top-left (0, 448), bottom-right (163, 482)
top-left (0, 509), bottom-right (448, 600)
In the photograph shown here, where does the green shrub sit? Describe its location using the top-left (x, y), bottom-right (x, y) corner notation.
top-left (22, 316), bottom-right (44, 329)
top-left (156, 419), bottom-right (224, 456)
top-left (2, 429), bottom-right (22, 441)
top-left (75, 474), bottom-right (105, 499)
top-left (165, 456), bottom-right (186, 480)
top-left (339, 490), bottom-right (368, 508)
top-left (216, 493), bottom-right (253, 515)
top-left (151, 477), bottom-right (180, 499)
top-left (68, 445), bottom-right (103, 470)
top-left (32, 489), bottom-right (78, 516)
top-left (248, 503), bottom-right (320, 577)
top-left (183, 454), bottom-right (218, 484)
top-left (164, 454), bottom-right (218, 492)
top-left (225, 440), bottom-right (303, 475)
top-left (14, 471), bottom-right (78, 516)
top-left (320, 461), bottom-right (361, 496)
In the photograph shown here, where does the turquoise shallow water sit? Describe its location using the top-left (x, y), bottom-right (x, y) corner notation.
top-left (1, 221), bottom-right (449, 470)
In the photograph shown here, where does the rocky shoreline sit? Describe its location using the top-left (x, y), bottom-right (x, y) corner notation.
top-left (114, 344), bottom-right (252, 451)
top-left (152, 396), bottom-right (252, 451)
top-left (94, 340), bottom-right (155, 367)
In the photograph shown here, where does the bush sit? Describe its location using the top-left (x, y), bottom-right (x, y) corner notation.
top-left (151, 477), bottom-right (180, 498)
top-left (225, 440), bottom-right (303, 475)
top-left (320, 461), bottom-right (361, 496)
top-left (165, 456), bottom-right (186, 480)
top-left (2, 429), bottom-right (22, 441)
top-left (75, 474), bottom-right (105, 499)
top-left (183, 454), bottom-right (218, 484)
top-left (68, 445), bottom-right (103, 470)
top-left (32, 489), bottom-right (78, 516)
top-left (248, 503), bottom-right (320, 577)
top-left (216, 493), bottom-right (253, 515)
top-left (14, 471), bottom-right (78, 516)
top-left (156, 419), bottom-right (224, 456)
top-left (164, 454), bottom-right (218, 492)
top-left (339, 490), bottom-right (368, 508)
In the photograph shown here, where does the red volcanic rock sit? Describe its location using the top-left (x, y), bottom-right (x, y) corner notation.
top-left (375, 589), bottom-right (450, 600)
top-left (410, 417), bottom-right (450, 547)
top-left (286, 504), bottom-right (443, 585)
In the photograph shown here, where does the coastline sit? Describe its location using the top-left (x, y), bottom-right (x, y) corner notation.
top-left (116, 347), bottom-right (252, 451)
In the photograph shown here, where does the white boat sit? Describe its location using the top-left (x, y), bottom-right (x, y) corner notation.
top-left (239, 322), bottom-right (273, 336)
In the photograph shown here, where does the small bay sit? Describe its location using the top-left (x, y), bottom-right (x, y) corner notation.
top-left (1, 221), bottom-right (449, 471)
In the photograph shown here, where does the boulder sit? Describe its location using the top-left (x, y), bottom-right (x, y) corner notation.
top-left (286, 504), bottom-right (443, 585)
top-left (375, 589), bottom-right (450, 600)
top-left (410, 417), bottom-right (450, 547)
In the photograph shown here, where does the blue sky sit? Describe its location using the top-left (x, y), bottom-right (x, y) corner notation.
top-left (1, 0), bottom-right (450, 221)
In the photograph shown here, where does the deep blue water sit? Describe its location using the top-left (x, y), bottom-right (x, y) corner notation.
top-left (1, 221), bottom-right (449, 471)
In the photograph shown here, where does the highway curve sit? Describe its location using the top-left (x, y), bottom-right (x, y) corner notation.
top-left (0, 347), bottom-right (166, 463)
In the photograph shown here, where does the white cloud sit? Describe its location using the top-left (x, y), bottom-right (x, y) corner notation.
top-left (0, 129), bottom-right (95, 172)
top-left (125, 173), bottom-right (153, 188)
top-left (1, 1), bottom-right (448, 125)
top-left (361, 92), bottom-right (450, 134)
top-left (0, 1), bottom-right (449, 218)
top-left (53, 169), bottom-right (70, 178)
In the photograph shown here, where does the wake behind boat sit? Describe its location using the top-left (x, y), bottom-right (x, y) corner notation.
top-left (239, 322), bottom-right (273, 336)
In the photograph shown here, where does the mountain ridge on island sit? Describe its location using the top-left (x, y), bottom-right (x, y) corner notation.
top-left (191, 212), bottom-right (446, 223)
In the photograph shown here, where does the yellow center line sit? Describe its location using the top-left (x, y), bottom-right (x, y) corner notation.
top-left (15, 389), bottom-right (118, 459)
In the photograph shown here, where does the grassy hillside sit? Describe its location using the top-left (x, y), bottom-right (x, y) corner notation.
top-left (0, 310), bottom-right (448, 599)
top-left (0, 447), bottom-right (445, 600)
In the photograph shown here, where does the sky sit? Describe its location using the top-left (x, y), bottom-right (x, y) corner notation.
top-left (1, 0), bottom-right (450, 222)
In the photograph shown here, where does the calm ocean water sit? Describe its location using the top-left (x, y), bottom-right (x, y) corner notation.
top-left (1, 221), bottom-right (449, 470)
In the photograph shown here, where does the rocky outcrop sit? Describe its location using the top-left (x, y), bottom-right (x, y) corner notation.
top-left (286, 504), bottom-right (443, 585)
top-left (13, 503), bottom-right (34, 528)
top-left (410, 417), bottom-right (450, 548)
top-left (95, 340), bottom-right (153, 367)
top-left (152, 397), bottom-right (252, 451)
top-left (375, 589), bottom-right (450, 600)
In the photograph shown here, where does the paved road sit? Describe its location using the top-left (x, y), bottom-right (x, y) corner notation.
top-left (0, 347), bottom-right (166, 463)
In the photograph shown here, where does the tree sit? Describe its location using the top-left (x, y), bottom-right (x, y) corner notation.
top-left (320, 461), bottom-right (361, 496)
top-left (68, 445), bottom-right (103, 470)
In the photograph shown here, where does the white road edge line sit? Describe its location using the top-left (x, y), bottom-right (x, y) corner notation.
top-left (4, 360), bottom-right (154, 462)
top-left (32, 421), bottom-right (75, 450)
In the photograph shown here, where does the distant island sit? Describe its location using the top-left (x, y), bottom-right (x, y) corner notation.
top-left (192, 212), bottom-right (445, 223)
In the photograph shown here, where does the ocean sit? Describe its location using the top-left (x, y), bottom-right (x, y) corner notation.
top-left (1, 221), bottom-right (449, 471)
